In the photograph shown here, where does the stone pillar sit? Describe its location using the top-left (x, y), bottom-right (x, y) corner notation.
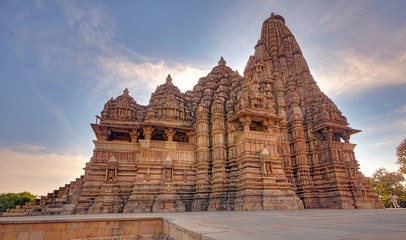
top-left (287, 86), bottom-right (313, 208)
top-left (193, 101), bottom-right (212, 211)
top-left (130, 129), bottom-right (139, 143)
top-left (240, 116), bottom-right (252, 132)
top-left (209, 97), bottom-right (228, 211)
top-left (186, 130), bottom-right (195, 144)
top-left (143, 126), bottom-right (154, 140)
top-left (226, 102), bottom-right (237, 210)
top-left (343, 133), bottom-right (350, 143)
top-left (264, 119), bottom-right (274, 134)
top-left (100, 127), bottom-right (111, 141)
top-left (165, 128), bottom-right (176, 142)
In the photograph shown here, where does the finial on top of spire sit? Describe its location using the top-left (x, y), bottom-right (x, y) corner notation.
top-left (166, 74), bottom-right (172, 83)
top-left (123, 88), bottom-right (129, 95)
top-left (271, 12), bottom-right (275, 18)
top-left (218, 56), bottom-right (226, 66)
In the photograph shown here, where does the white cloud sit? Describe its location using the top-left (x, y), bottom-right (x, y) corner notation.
top-left (315, 1), bottom-right (365, 33)
top-left (97, 57), bottom-right (209, 104)
top-left (32, 86), bottom-right (74, 135)
top-left (0, 146), bottom-right (89, 196)
top-left (33, 0), bottom-right (45, 11)
top-left (352, 116), bottom-right (406, 176)
top-left (8, 143), bottom-right (46, 153)
top-left (393, 105), bottom-right (406, 114)
top-left (33, 1), bottom-right (210, 106)
top-left (290, 1), bottom-right (406, 98)
top-left (312, 50), bottom-right (406, 97)
top-left (372, 134), bottom-right (404, 148)
top-left (359, 158), bottom-right (399, 177)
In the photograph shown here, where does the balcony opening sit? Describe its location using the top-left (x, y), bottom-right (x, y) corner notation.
top-left (250, 121), bottom-right (264, 132)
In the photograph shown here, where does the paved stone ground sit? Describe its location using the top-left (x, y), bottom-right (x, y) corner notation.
top-left (1, 209), bottom-right (405, 240)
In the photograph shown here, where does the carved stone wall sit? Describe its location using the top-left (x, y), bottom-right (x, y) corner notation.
top-left (6, 13), bottom-right (384, 217)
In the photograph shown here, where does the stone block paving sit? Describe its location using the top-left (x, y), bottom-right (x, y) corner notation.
top-left (157, 209), bottom-right (406, 240)
top-left (1, 209), bottom-right (405, 240)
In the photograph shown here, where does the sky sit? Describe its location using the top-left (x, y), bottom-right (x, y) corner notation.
top-left (0, 0), bottom-right (405, 196)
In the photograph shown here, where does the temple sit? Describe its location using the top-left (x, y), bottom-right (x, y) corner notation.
top-left (3, 13), bottom-right (383, 216)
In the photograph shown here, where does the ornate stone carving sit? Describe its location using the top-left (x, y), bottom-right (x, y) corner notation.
top-left (101, 89), bottom-right (146, 122)
top-left (12, 13), bottom-right (384, 217)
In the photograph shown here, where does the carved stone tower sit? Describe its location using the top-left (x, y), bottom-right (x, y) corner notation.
top-left (12, 13), bottom-right (383, 217)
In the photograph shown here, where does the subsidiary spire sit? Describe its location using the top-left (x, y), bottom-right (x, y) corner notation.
top-left (166, 74), bottom-right (172, 83)
top-left (218, 56), bottom-right (226, 66)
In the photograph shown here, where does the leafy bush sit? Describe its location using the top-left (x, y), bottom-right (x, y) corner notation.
top-left (367, 168), bottom-right (406, 208)
top-left (0, 192), bottom-right (36, 212)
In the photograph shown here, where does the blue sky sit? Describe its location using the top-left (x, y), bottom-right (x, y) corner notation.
top-left (1, 0), bottom-right (405, 195)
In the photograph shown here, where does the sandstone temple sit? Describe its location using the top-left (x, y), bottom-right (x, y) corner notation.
top-left (3, 13), bottom-right (384, 216)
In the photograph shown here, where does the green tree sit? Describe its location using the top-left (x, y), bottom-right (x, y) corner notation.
top-left (0, 192), bottom-right (36, 212)
top-left (397, 138), bottom-right (406, 175)
top-left (367, 168), bottom-right (406, 208)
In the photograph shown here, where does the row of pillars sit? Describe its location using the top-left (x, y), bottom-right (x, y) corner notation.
top-left (136, 126), bottom-right (194, 143)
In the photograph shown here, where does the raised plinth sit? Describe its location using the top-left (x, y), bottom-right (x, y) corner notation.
top-left (1, 209), bottom-right (405, 240)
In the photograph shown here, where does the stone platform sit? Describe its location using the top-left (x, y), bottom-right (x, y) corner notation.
top-left (1, 209), bottom-right (405, 240)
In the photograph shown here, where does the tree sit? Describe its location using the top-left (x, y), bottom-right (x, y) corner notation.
top-left (367, 168), bottom-right (406, 208)
top-left (0, 192), bottom-right (36, 212)
top-left (397, 138), bottom-right (406, 175)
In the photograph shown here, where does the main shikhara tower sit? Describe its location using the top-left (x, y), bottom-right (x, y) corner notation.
top-left (7, 13), bottom-right (383, 216)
